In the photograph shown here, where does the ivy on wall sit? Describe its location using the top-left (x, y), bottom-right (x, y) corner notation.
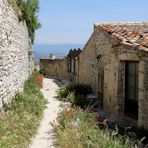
top-left (8, 0), bottom-right (41, 43)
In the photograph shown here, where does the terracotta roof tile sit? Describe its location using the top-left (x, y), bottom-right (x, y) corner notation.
top-left (95, 22), bottom-right (148, 49)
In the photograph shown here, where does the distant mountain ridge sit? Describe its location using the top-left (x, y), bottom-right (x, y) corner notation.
top-left (34, 44), bottom-right (84, 63)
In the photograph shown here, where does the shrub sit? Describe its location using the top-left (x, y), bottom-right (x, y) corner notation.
top-left (8, 0), bottom-right (41, 43)
top-left (74, 94), bottom-right (88, 108)
top-left (56, 84), bottom-right (92, 107)
top-left (20, 0), bottom-right (41, 43)
top-left (66, 92), bottom-right (75, 104)
top-left (0, 71), bottom-right (46, 148)
top-left (66, 92), bottom-right (88, 107)
top-left (71, 84), bottom-right (92, 96)
top-left (56, 85), bottom-right (71, 99)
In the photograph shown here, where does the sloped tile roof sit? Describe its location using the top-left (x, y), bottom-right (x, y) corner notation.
top-left (95, 22), bottom-right (148, 49)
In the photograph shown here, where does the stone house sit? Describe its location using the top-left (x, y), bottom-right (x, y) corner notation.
top-left (77, 22), bottom-right (148, 129)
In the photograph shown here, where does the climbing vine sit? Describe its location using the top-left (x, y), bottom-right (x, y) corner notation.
top-left (8, 0), bottom-right (41, 43)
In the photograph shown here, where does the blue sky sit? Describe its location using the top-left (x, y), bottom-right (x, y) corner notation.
top-left (35, 0), bottom-right (148, 45)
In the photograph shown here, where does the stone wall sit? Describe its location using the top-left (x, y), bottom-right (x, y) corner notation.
top-left (40, 58), bottom-right (68, 79)
top-left (78, 32), bottom-right (97, 93)
top-left (138, 61), bottom-right (148, 129)
top-left (40, 49), bottom-right (82, 82)
top-left (78, 26), bottom-right (119, 117)
top-left (0, 0), bottom-right (34, 108)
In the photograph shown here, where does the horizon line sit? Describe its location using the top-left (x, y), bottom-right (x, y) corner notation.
top-left (34, 43), bottom-right (84, 45)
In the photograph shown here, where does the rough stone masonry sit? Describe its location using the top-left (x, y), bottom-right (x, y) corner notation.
top-left (0, 0), bottom-right (34, 108)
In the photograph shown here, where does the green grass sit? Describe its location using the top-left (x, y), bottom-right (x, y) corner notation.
top-left (0, 72), bottom-right (46, 148)
top-left (53, 106), bottom-right (130, 148)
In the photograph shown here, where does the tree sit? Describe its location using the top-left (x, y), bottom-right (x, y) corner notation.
top-left (19, 0), bottom-right (41, 43)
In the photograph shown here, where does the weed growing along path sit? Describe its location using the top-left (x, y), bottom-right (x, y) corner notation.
top-left (29, 78), bottom-right (64, 148)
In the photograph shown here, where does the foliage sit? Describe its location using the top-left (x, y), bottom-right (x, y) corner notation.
top-left (67, 92), bottom-right (88, 108)
top-left (57, 84), bottom-right (92, 98)
top-left (8, 0), bottom-right (41, 43)
top-left (56, 84), bottom-right (92, 107)
top-left (127, 126), bottom-right (148, 145)
top-left (0, 71), bottom-right (46, 148)
top-left (56, 85), bottom-right (71, 99)
top-left (56, 84), bottom-right (148, 147)
top-left (52, 106), bottom-right (130, 148)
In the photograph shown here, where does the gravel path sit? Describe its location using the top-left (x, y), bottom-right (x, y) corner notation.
top-left (29, 78), bottom-right (64, 148)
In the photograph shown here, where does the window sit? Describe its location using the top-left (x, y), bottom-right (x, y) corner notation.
top-left (125, 61), bottom-right (139, 118)
top-left (126, 62), bottom-right (139, 101)
top-left (67, 58), bottom-right (71, 72)
top-left (71, 58), bottom-right (75, 74)
top-left (67, 57), bottom-right (76, 74)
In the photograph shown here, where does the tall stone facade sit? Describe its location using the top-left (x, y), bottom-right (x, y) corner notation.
top-left (78, 23), bottom-right (148, 129)
top-left (0, 0), bottom-right (34, 108)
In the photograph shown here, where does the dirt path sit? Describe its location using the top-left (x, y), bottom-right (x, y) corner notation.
top-left (29, 78), bottom-right (64, 148)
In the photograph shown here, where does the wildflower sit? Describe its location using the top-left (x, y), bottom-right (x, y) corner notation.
top-left (96, 115), bottom-right (100, 119)
top-left (102, 120), bottom-right (107, 125)
top-left (37, 75), bottom-right (43, 82)
top-left (36, 75), bottom-right (43, 87)
top-left (65, 111), bottom-right (69, 116)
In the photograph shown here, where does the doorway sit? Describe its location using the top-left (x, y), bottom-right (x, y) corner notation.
top-left (124, 61), bottom-right (139, 119)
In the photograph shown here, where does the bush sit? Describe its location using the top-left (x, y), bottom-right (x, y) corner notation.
top-left (8, 0), bottom-right (41, 43)
top-left (57, 84), bottom-right (92, 107)
top-left (74, 94), bottom-right (88, 107)
top-left (56, 85), bottom-right (71, 99)
top-left (0, 71), bottom-right (46, 148)
top-left (66, 92), bottom-right (75, 104)
top-left (71, 84), bottom-right (92, 96)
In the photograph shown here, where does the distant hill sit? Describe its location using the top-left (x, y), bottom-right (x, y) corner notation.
top-left (33, 44), bottom-right (84, 64)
